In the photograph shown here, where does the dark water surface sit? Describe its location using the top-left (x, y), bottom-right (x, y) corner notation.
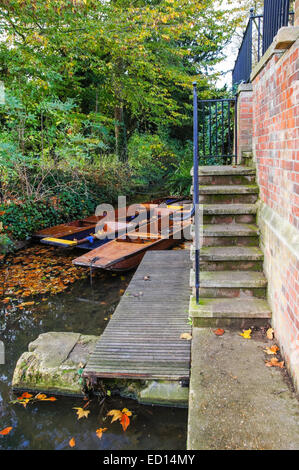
top-left (0, 248), bottom-right (187, 450)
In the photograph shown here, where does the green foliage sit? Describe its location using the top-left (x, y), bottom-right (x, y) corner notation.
top-left (128, 132), bottom-right (178, 186)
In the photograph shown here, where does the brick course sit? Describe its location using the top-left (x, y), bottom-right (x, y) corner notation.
top-left (250, 39), bottom-right (299, 391)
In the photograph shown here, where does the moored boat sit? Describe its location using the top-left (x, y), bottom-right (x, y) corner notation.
top-left (34, 196), bottom-right (184, 250)
top-left (72, 206), bottom-right (192, 271)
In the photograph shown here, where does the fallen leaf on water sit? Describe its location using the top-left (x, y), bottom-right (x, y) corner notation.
top-left (266, 328), bottom-right (274, 339)
top-left (213, 328), bottom-right (225, 336)
top-left (96, 428), bottom-right (108, 439)
top-left (18, 301), bottom-right (35, 307)
top-left (107, 409), bottom-right (123, 423)
top-left (180, 332), bottom-right (192, 340)
top-left (121, 413), bottom-right (130, 432)
top-left (73, 407), bottom-right (90, 420)
top-left (265, 357), bottom-right (284, 368)
top-left (0, 427), bottom-right (12, 436)
top-left (240, 329), bottom-right (252, 339)
top-left (69, 437), bottom-right (76, 448)
top-left (264, 345), bottom-right (279, 355)
top-left (17, 392), bottom-right (33, 400)
top-left (107, 408), bottom-right (132, 431)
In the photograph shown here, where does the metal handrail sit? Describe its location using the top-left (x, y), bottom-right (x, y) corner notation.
top-left (233, 2), bottom-right (293, 86)
top-left (193, 82), bottom-right (200, 304)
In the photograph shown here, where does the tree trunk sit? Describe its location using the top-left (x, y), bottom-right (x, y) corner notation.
top-left (114, 101), bottom-right (127, 162)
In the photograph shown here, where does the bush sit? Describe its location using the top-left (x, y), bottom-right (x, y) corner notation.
top-left (128, 132), bottom-right (178, 186)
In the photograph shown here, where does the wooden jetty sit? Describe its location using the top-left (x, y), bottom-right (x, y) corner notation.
top-left (83, 250), bottom-right (191, 381)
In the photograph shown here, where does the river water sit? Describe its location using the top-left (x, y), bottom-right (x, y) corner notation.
top-left (0, 246), bottom-right (187, 450)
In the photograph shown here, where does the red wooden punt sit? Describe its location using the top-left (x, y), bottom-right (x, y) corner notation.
top-left (33, 196), bottom-right (184, 249)
top-left (72, 207), bottom-right (192, 271)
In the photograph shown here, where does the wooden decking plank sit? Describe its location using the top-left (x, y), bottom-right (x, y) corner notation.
top-left (84, 250), bottom-right (191, 380)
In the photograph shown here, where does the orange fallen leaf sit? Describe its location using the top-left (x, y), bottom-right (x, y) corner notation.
top-left (121, 413), bottom-right (130, 432)
top-left (69, 437), bottom-right (76, 448)
top-left (107, 408), bottom-right (132, 431)
top-left (96, 428), bottom-right (108, 439)
top-left (265, 357), bottom-right (284, 368)
top-left (213, 328), bottom-right (225, 336)
top-left (17, 392), bottom-right (33, 400)
top-left (0, 427), bottom-right (12, 436)
top-left (36, 394), bottom-right (47, 400)
top-left (264, 345), bottom-right (279, 355)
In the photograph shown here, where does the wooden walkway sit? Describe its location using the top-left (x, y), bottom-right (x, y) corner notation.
top-left (83, 250), bottom-right (191, 381)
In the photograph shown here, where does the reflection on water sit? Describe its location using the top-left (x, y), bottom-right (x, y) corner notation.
top-left (0, 247), bottom-right (187, 450)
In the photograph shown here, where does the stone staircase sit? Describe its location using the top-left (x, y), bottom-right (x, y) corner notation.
top-left (189, 165), bottom-right (271, 328)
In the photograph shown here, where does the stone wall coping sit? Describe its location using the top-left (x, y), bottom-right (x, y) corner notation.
top-left (237, 83), bottom-right (253, 94)
top-left (250, 26), bottom-right (299, 82)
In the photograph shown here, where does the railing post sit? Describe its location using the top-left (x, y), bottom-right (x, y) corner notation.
top-left (193, 82), bottom-right (200, 304)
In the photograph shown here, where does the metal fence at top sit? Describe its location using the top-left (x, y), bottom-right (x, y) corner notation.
top-left (233, 1), bottom-right (293, 85)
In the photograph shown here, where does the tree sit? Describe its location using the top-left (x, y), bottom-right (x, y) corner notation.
top-left (0, 0), bottom-right (236, 161)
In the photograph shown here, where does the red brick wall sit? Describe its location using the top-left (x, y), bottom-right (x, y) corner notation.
top-left (253, 44), bottom-right (299, 229)
top-left (252, 39), bottom-right (299, 391)
top-left (236, 85), bottom-right (253, 162)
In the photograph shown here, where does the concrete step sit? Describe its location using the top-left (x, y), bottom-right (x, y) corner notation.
top-left (187, 328), bottom-right (299, 450)
top-left (189, 296), bottom-right (271, 328)
top-left (191, 165), bottom-right (256, 186)
top-left (203, 204), bottom-right (256, 224)
top-left (191, 246), bottom-right (264, 271)
top-left (191, 185), bottom-right (259, 204)
top-left (190, 269), bottom-right (267, 298)
top-left (191, 165), bottom-right (256, 176)
top-left (200, 223), bottom-right (260, 247)
top-left (199, 185), bottom-right (259, 195)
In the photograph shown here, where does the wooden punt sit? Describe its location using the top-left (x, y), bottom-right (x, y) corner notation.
top-left (72, 212), bottom-right (192, 272)
top-left (34, 196), bottom-right (184, 249)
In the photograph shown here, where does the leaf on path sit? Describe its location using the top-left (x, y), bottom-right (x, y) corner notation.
top-left (180, 332), bottom-right (192, 340)
top-left (69, 437), bottom-right (76, 448)
top-left (96, 428), bottom-right (107, 439)
top-left (265, 357), bottom-right (284, 368)
top-left (73, 407), bottom-right (90, 420)
top-left (264, 345), bottom-right (279, 355)
top-left (239, 329), bottom-right (252, 339)
top-left (266, 328), bottom-right (274, 340)
top-left (0, 427), bottom-right (12, 436)
top-left (213, 328), bottom-right (225, 336)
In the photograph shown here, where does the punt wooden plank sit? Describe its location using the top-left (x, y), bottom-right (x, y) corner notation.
top-left (83, 250), bottom-right (191, 380)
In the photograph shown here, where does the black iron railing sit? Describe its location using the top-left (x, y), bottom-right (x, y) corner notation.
top-left (198, 98), bottom-right (237, 165)
top-left (233, 1), bottom-right (293, 85)
top-left (192, 84), bottom-right (237, 303)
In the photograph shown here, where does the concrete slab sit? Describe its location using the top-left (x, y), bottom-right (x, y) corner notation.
top-left (188, 327), bottom-right (299, 450)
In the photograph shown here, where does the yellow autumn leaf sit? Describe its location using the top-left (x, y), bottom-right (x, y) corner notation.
top-left (180, 332), bottom-right (192, 340)
top-left (122, 408), bottom-right (132, 417)
top-left (107, 409), bottom-right (123, 423)
top-left (73, 407), bottom-right (90, 420)
top-left (239, 329), bottom-right (252, 339)
top-left (266, 328), bottom-right (274, 339)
